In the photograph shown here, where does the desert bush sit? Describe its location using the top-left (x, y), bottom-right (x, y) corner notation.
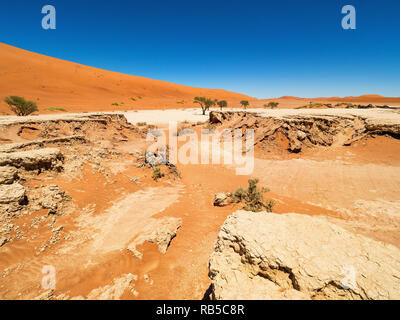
top-left (45, 107), bottom-right (67, 112)
top-left (265, 102), bottom-right (279, 109)
top-left (240, 100), bottom-right (249, 109)
top-left (4, 96), bottom-right (38, 116)
top-left (335, 102), bottom-right (355, 108)
top-left (152, 166), bottom-right (165, 181)
top-left (231, 186), bottom-right (246, 203)
top-left (194, 97), bottom-right (216, 115)
top-left (217, 100), bottom-right (228, 111)
top-left (231, 179), bottom-right (274, 212)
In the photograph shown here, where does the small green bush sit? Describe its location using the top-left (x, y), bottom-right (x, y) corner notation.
top-left (240, 100), bottom-right (250, 109)
top-left (264, 102), bottom-right (279, 109)
top-left (152, 166), bottom-right (165, 181)
top-left (4, 96), bottom-right (38, 116)
top-left (231, 179), bottom-right (274, 212)
top-left (46, 107), bottom-right (67, 112)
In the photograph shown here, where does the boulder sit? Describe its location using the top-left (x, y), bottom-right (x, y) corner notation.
top-left (0, 148), bottom-right (63, 170)
top-left (288, 139), bottom-right (302, 153)
top-left (208, 210), bottom-right (400, 300)
top-left (127, 217), bottom-right (182, 259)
top-left (209, 112), bottom-right (224, 124)
top-left (0, 166), bottom-right (17, 184)
top-left (213, 193), bottom-right (233, 207)
top-left (39, 185), bottom-right (70, 214)
top-left (0, 183), bottom-right (26, 204)
top-left (296, 130), bottom-right (307, 141)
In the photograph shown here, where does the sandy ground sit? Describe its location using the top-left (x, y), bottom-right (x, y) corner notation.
top-left (0, 108), bottom-right (399, 300)
top-left (1, 106), bottom-right (399, 127)
top-left (0, 42), bottom-right (400, 300)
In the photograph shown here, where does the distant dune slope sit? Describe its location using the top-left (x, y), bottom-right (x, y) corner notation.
top-left (1, 43), bottom-right (399, 114)
top-left (0, 43), bottom-right (255, 114)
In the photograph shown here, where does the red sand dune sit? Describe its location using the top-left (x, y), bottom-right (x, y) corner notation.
top-left (1, 42), bottom-right (399, 114)
top-left (0, 43), bottom-right (255, 114)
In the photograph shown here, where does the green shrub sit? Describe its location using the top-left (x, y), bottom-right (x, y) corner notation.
top-left (231, 179), bottom-right (274, 212)
top-left (194, 97), bottom-right (217, 115)
top-left (231, 186), bottom-right (246, 203)
top-left (4, 96), bottom-right (38, 116)
top-left (45, 107), bottom-right (67, 112)
top-left (240, 100), bottom-right (249, 109)
top-left (152, 166), bottom-right (164, 181)
top-left (217, 100), bottom-right (228, 110)
top-left (264, 102), bottom-right (279, 109)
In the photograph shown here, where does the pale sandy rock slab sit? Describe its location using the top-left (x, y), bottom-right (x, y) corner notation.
top-left (85, 273), bottom-right (137, 300)
top-left (0, 148), bottom-right (63, 170)
top-left (39, 184), bottom-right (71, 214)
top-left (208, 210), bottom-right (400, 300)
top-left (127, 217), bottom-right (182, 259)
top-left (0, 183), bottom-right (25, 204)
top-left (0, 166), bottom-right (17, 184)
top-left (213, 193), bottom-right (233, 207)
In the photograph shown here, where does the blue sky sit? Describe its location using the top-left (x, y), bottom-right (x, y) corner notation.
top-left (0, 0), bottom-right (399, 98)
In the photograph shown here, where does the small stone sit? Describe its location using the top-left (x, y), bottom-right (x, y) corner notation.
top-left (213, 193), bottom-right (233, 207)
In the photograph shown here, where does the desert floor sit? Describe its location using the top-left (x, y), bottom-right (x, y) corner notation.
top-left (0, 108), bottom-right (399, 300)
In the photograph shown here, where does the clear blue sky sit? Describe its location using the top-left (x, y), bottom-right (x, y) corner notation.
top-left (0, 0), bottom-right (399, 98)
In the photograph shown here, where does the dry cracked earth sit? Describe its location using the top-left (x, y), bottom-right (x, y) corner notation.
top-left (0, 108), bottom-right (400, 300)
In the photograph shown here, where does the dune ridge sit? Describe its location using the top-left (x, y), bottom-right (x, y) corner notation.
top-left (1, 42), bottom-right (399, 114)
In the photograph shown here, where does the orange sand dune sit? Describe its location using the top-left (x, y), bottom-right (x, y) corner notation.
top-left (0, 43), bottom-right (256, 114)
top-left (1, 42), bottom-right (399, 114)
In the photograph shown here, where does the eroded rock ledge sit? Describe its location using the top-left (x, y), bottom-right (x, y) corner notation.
top-left (208, 210), bottom-right (400, 300)
top-left (209, 110), bottom-right (400, 152)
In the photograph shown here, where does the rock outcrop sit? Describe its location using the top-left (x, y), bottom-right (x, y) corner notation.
top-left (0, 166), bottom-right (17, 184)
top-left (213, 193), bottom-right (233, 207)
top-left (208, 110), bottom-right (400, 153)
top-left (0, 136), bottom-right (86, 153)
top-left (0, 183), bottom-right (26, 205)
top-left (208, 210), bottom-right (400, 300)
top-left (39, 184), bottom-right (71, 215)
top-left (127, 217), bottom-right (182, 259)
top-left (0, 148), bottom-right (63, 170)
